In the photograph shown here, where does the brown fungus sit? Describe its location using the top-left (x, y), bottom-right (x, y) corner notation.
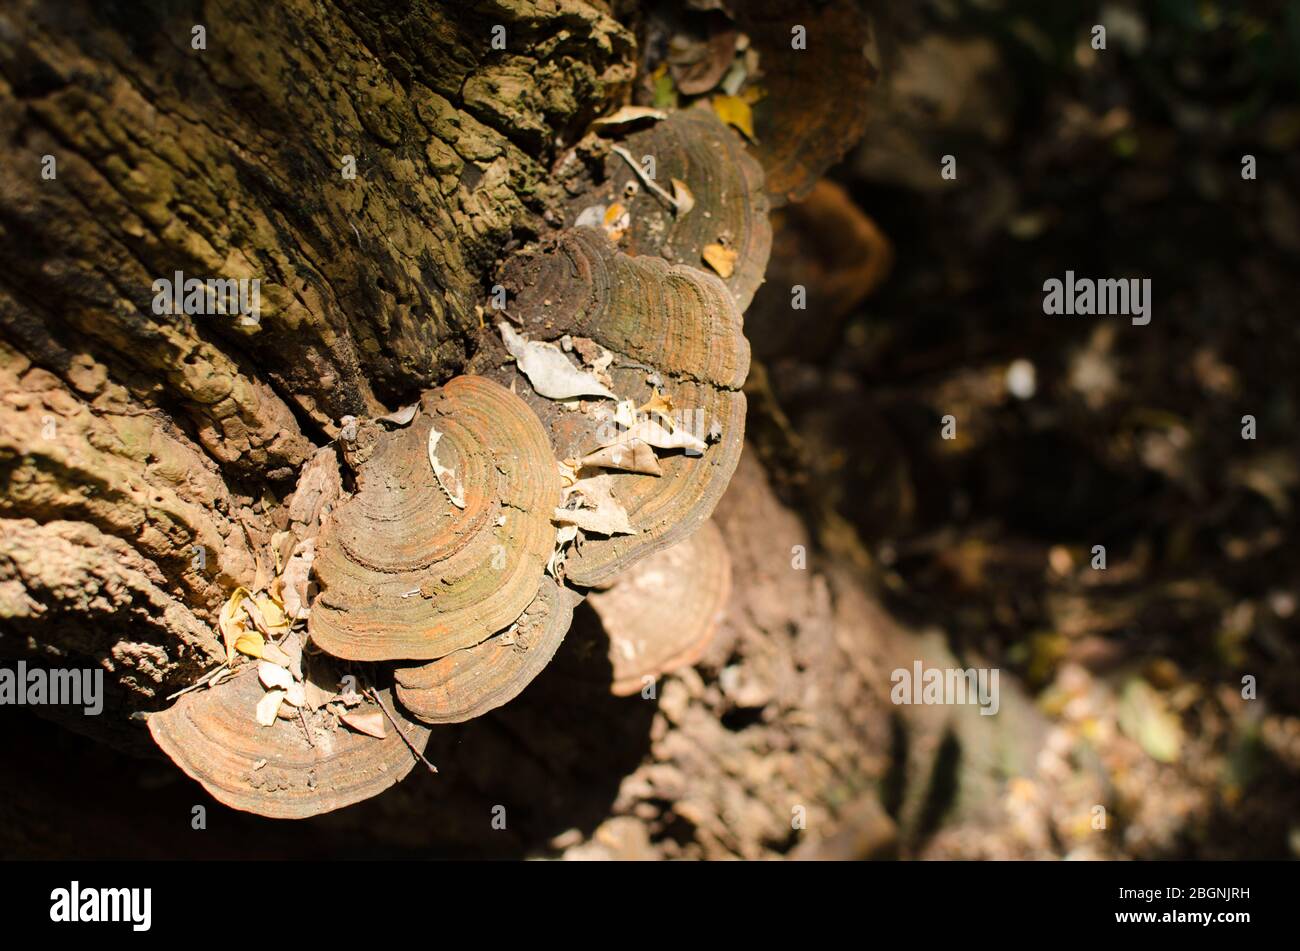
top-left (147, 666), bottom-right (430, 820)
top-left (394, 577), bottom-right (583, 724)
top-left (588, 519), bottom-right (732, 696)
top-left (731, 0), bottom-right (878, 206)
top-left (745, 179), bottom-right (893, 361)
top-left (479, 228), bottom-right (750, 588)
top-left (568, 107), bottom-right (771, 313)
top-left (308, 376), bottom-right (559, 662)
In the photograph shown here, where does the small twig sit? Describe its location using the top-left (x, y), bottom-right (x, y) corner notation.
top-left (610, 145), bottom-right (679, 211)
top-left (364, 687), bottom-right (438, 774)
top-left (166, 662), bottom-right (229, 701)
top-left (297, 705), bottom-right (315, 748)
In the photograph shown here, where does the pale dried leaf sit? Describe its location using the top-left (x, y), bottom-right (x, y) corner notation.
top-left (575, 204), bottom-right (607, 231)
top-left (621, 419), bottom-right (710, 454)
top-left (340, 710), bottom-right (386, 739)
top-left (671, 178), bottom-right (695, 216)
top-left (555, 474), bottom-right (638, 536)
top-left (427, 425), bottom-right (467, 509)
top-left (303, 678), bottom-right (335, 712)
top-left (591, 105), bottom-right (668, 129)
top-left (499, 322), bottom-right (617, 400)
top-left (258, 660), bottom-right (294, 691)
top-left (256, 689), bottom-right (285, 727)
top-left (377, 403), bottom-right (419, 427)
top-left (284, 682), bottom-right (306, 708)
top-left (576, 439), bottom-right (663, 476)
top-left (260, 640), bottom-right (292, 668)
top-left (281, 539), bottom-right (315, 621)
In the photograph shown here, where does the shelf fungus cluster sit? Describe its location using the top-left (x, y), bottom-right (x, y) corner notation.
top-left (148, 96), bottom-right (764, 820)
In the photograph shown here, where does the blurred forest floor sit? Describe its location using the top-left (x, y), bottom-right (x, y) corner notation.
top-left (752, 0), bottom-right (1300, 857)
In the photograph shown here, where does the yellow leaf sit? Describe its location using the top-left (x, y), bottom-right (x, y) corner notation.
top-left (253, 595), bottom-right (290, 633)
top-left (702, 243), bottom-right (738, 279)
top-left (637, 391), bottom-right (676, 430)
top-left (218, 587), bottom-right (251, 664)
top-left (711, 94), bottom-right (756, 142)
top-left (234, 629), bottom-right (265, 660)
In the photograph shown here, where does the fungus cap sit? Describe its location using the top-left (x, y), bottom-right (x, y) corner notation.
top-left (482, 228), bottom-right (749, 588)
top-left (570, 107), bottom-right (771, 313)
top-left (147, 667), bottom-right (429, 820)
top-left (309, 376), bottom-right (560, 662)
top-left (394, 577), bottom-right (583, 724)
top-left (588, 519), bottom-right (732, 695)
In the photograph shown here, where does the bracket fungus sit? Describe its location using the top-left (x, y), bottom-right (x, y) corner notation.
top-left (394, 576), bottom-right (584, 724)
top-left (570, 107), bottom-right (771, 313)
top-left (730, 0), bottom-right (878, 206)
top-left (147, 666), bottom-right (430, 820)
top-left (478, 227), bottom-right (750, 587)
top-left (588, 519), bottom-right (732, 696)
top-left (309, 376), bottom-right (560, 662)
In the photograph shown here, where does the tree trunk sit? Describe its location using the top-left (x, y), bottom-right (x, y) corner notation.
top-left (0, 0), bottom-right (1053, 859)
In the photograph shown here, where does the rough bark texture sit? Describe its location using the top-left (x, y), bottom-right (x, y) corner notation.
top-left (0, 0), bottom-right (630, 689)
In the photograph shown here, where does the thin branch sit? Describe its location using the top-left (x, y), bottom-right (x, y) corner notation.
top-left (610, 145), bottom-right (680, 211)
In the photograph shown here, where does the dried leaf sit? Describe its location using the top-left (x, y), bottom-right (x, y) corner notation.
top-left (702, 242), bottom-right (738, 279)
top-left (555, 474), bottom-right (638, 536)
top-left (340, 710), bottom-right (386, 739)
top-left (303, 678), bottom-right (335, 711)
top-left (711, 94), bottom-right (756, 141)
top-left (603, 202), bottom-right (630, 242)
top-left (284, 682), bottom-right (306, 708)
top-left (427, 425), bottom-right (467, 509)
top-left (548, 524), bottom-right (581, 579)
top-left (270, 530), bottom-right (295, 575)
top-left (259, 640), bottom-right (290, 667)
top-left (245, 595), bottom-right (291, 638)
top-left (575, 204), bottom-right (607, 231)
top-left (258, 660), bottom-right (294, 692)
top-left (233, 629), bottom-right (264, 660)
top-left (256, 689), bottom-right (285, 727)
top-left (218, 588), bottom-right (252, 664)
top-left (376, 403), bottom-right (419, 427)
top-left (622, 419), bottom-right (709, 454)
top-left (576, 439), bottom-right (663, 476)
top-left (671, 178), bottom-right (695, 216)
top-left (591, 105), bottom-right (668, 130)
top-left (638, 391), bottom-right (677, 429)
top-left (668, 28), bottom-right (738, 96)
top-left (499, 322), bottom-right (617, 400)
top-left (281, 539), bottom-right (314, 621)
